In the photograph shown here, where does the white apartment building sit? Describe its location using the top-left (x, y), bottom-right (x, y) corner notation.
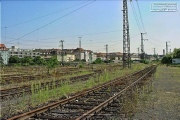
top-left (0, 44), bottom-right (9, 65)
top-left (9, 46), bottom-right (40, 58)
top-left (57, 54), bottom-right (75, 62)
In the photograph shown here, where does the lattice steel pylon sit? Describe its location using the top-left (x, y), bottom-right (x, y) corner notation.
top-left (123, 0), bottom-right (131, 68)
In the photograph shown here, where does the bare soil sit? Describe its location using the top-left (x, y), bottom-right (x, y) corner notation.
top-left (132, 65), bottom-right (180, 120)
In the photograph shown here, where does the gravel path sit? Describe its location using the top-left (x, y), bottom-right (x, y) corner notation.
top-left (132, 65), bottom-right (180, 120)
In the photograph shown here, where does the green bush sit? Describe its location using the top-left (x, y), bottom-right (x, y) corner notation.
top-left (140, 59), bottom-right (149, 64)
top-left (79, 64), bottom-right (83, 68)
top-left (92, 58), bottom-right (102, 64)
top-left (161, 55), bottom-right (172, 64)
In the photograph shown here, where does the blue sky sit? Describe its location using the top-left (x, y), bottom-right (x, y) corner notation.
top-left (1, 0), bottom-right (180, 55)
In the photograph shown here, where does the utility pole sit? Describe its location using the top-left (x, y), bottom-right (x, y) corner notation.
top-left (166, 41), bottom-right (170, 55)
top-left (154, 48), bottom-right (156, 56)
top-left (166, 42), bottom-right (168, 55)
top-left (154, 48), bottom-right (156, 60)
top-left (4, 27), bottom-right (7, 42)
top-left (79, 37), bottom-right (81, 61)
top-left (89, 52), bottom-right (92, 63)
top-left (170, 49), bottom-right (171, 54)
top-left (122, 0), bottom-right (131, 68)
top-left (60, 40), bottom-right (64, 66)
top-left (105, 44), bottom-right (108, 61)
top-left (137, 47), bottom-right (140, 58)
top-left (140, 33), bottom-right (148, 60)
top-left (163, 49), bottom-right (165, 56)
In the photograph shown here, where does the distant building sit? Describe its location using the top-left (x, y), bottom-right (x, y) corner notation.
top-left (57, 54), bottom-right (75, 62)
top-left (33, 48), bottom-right (60, 59)
top-left (89, 52), bottom-right (97, 63)
top-left (96, 52), bottom-right (123, 61)
top-left (131, 53), bottom-right (140, 61)
top-left (73, 48), bottom-right (85, 60)
top-left (9, 46), bottom-right (40, 58)
top-left (96, 53), bottom-right (107, 61)
top-left (109, 52), bottom-right (123, 61)
top-left (158, 55), bottom-right (164, 60)
top-left (34, 48), bottom-right (97, 63)
top-left (172, 58), bottom-right (180, 64)
top-left (73, 48), bottom-right (96, 63)
top-left (113, 57), bottom-right (121, 63)
top-left (0, 44), bottom-right (9, 65)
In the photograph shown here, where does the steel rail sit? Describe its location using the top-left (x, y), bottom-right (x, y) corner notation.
top-left (6, 66), bottom-right (152, 120)
top-left (75, 66), bottom-right (156, 120)
top-left (0, 73), bottom-right (96, 101)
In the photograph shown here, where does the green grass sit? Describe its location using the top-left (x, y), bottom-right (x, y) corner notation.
top-left (1, 63), bottom-right (148, 118)
top-left (0, 70), bottom-right (93, 89)
top-left (16, 64), bottom-right (147, 108)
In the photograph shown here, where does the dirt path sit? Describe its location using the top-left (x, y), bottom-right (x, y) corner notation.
top-left (132, 65), bottom-right (180, 120)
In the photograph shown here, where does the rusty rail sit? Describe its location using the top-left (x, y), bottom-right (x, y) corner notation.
top-left (0, 72), bottom-right (98, 102)
top-left (6, 65), bottom-right (156, 120)
top-left (76, 66), bottom-right (156, 120)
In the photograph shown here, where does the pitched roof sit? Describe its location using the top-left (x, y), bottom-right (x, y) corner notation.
top-left (0, 44), bottom-right (6, 48)
top-left (0, 44), bottom-right (8, 50)
top-left (73, 48), bottom-right (84, 52)
top-left (96, 53), bottom-right (106, 57)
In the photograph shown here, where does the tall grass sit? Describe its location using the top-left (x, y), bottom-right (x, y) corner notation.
top-left (2, 63), bottom-right (147, 117)
top-left (27, 63), bottom-right (147, 108)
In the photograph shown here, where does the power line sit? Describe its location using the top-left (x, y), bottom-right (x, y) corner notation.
top-left (5, 33), bottom-right (140, 48)
top-left (4, 29), bottom-right (122, 43)
top-left (8, 0), bottom-right (96, 43)
top-left (1, 1), bottom-right (91, 29)
top-left (135, 0), bottom-right (146, 32)
top-left (130, 0), bottom-right (142, 33)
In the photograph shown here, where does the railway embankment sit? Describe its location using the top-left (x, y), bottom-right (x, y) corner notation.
top-left (132, 65), bottom-right (180, 119)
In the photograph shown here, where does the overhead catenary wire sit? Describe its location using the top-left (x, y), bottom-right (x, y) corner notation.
top-left (8, 0), bottom-right (96, 43)
top-left (16, 33), bottom-right (140, 49)
top-left (130, 0), bottom-right (142, 33)
top-left (4, 29), bottom-right (122, 43)
top-left (135, 0), bottom-right (146, 33)
top-left (1, 0), bottom-right (91, 29)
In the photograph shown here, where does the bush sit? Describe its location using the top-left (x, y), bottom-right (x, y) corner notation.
top-left (92, 58), bottom-right (102, 64)
top-left (79, 64), bottom-right (83, 68)
top-left (140, 59), bottom-right (149, 64)
top-left (161, 55), bottom-right (172, 64)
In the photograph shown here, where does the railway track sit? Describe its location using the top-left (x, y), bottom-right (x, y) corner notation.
top-left (0, 70), bottom-right (87, 85)
top-left (0, 64), bottom-right (120, 85)
top-left (0, 65), bottom-right (120, 101)
top-left (0, 71), bottom-right (102, 102)
top-left (6, 65), bottom-right (156, 120)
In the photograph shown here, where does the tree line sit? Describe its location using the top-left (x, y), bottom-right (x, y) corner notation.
top-left (161, 48), bottom-right (180, 64)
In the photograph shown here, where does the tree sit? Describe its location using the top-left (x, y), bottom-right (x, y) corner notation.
top-left (173, 48), bottom-right (180, 58)
top-left (9, 56), bottom-right (20, 63)
top-left (161, 55), bottom-right (172, 64)
top-left (81, 59), bottom-right (86, 62)
top-left (33, 56), bottom-right (46, 65)
top-left (92, 58), bottom-right (102, 64)
top-left (46, 57), bottom-right (59, 73)
top-left (21, 56), bottom-right (33, 65)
